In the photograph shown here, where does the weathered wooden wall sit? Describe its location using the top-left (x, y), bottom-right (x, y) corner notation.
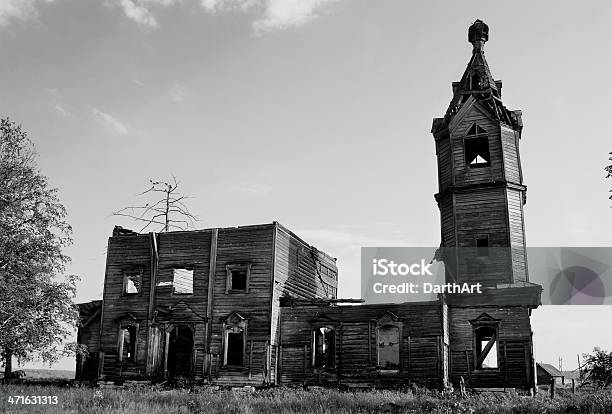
top-left (434, 99), bottom-right (529, 287)
top-left (278, 300), bottom-right (447, 389)
top-left (270, 224), bottom-right (338, 364)
top-left (153, 230), bottom-right (211, 380)
top-left (75, 301), bottom-right (102, 380)
top-left (99, 233), bottom-right (152, 379)
top-left (448, 305), bottom-right (534, 389)
top-left (84, 222), bottom-right (336, 385)
top-left (207, 224), bottom-right (274, 386)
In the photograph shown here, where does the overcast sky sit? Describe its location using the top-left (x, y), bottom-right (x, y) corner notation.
top-left (1, 0), bottom-right (611, 371)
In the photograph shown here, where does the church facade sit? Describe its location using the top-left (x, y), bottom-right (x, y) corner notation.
top-left (76, 20), bottom-right (541, 391)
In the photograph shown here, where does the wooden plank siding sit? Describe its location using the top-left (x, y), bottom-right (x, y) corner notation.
top-left (449, 106), bottom-right (504, 187)
top-left (454, 188), bottom-right (513, 285)
top-left (99, 233), bottom-right (152, 379)
top-left (436, 136), bottom-right (453, 189)
top-left (500, 126), bottom-right (521, 184)
top-left (507, 189), bottom-right (528, 283)
top-left (75, 301), bottom-right (102, 380)
top-left (270, 224), bottom-right (338, 384)
top-left (448, 306), bottom-right (534, 389)
top-left (208, 225), bottom-right (275, 386)
top-left (278, 301), bottom-right (447, 389)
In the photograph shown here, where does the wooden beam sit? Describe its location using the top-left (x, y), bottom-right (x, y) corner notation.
top-left (205, 228), bottom-right (218, 375)
top-left (476, 336), bottom-right (496, 368)
top-left (147, 232), bottom-right (159, 321)
top-left (248, 340), bottom-right (254, 380)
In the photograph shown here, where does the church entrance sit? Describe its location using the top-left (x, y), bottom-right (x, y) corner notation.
top-left (167, 325), bottom-right (194, 378)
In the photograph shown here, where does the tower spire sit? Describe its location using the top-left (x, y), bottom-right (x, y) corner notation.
top-left (432, 19), bottom-right (523, 134)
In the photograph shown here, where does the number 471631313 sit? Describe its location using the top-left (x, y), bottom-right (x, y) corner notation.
top-left (7, 395), bottom-right (58, 404)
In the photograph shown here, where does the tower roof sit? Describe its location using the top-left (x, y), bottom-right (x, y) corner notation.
top-left (432, 20), bottom-right (523, 134)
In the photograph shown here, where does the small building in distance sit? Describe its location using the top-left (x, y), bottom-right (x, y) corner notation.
top-left (537, 363), bottom-right (565, 385)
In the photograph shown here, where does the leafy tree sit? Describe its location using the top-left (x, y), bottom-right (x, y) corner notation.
top-left (0, 118), bottom-right (79, 379)
top-left (582, 347), bottom-right (612, 389)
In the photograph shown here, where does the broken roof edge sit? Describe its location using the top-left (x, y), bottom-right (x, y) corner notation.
top-left (110, 221), bottom-right (338, 263)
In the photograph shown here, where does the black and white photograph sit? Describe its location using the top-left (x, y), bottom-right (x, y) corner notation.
top-left (1, 1), bottom-right (611, 413)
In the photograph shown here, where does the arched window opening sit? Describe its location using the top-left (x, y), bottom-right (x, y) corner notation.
top-left (313, 326), bottom-right (335, 368)
top-left (475, 326), bottom-right (498, 369)
top-left (225, 326), bottom-right (244, 366)
top-left (119, 326), bottom-right (136, 362)
top-left (223, 312), bottom-right (247, 367)
top-left (377, 325), bottom-right (400, 369)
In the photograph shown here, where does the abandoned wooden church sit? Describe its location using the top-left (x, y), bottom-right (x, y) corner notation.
top-left (76, 20), bottom-right (542, 391)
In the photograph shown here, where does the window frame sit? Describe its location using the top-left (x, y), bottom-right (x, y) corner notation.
top-left (312, 325), bottom-right (336, 369)
top-left (463, 123), bottom-right (490, 169)
top-left (376, 324), bottom-right (402, 371)
top-left (172, 267), bottom-right (194, 296)
top-left (373, 312), bottom-right (403, 372)
top-left (225, 263), bottom-right (251, 294)
top-left (222, 312), bottom-right (248, 368)
top-left (122, 269), bottom-right (143, 297)
top-left (117, 321), bottom-right (139, 364)
top-left (470, 314), bottom-right (501, 371)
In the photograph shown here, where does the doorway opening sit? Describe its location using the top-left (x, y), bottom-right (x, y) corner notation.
top-left (167, 325), bottom-right (194, 378)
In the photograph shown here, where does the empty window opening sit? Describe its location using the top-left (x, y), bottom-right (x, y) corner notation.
top-left (465, 137), bottom-right (490, 168)
top-left (172, 268), bottom-right (194, 295)
top-left (231, 269), bottom-right (247, 290)
top-left (225, 326), bottom-right (244, 366)
top-left (377, 325), bottom-right (400, 369)
top-left (226, 264), bottom-right (250, 293)
top-left (476, 125), bottom-right (487, 135)
top-left (119, 326), bottom-right (137, 362)
top-left (168, 325), bottom-right (194, 377)
top-left (475, 326), bottom-right (498, 369)
top-left (471, 73), bottom-right (481, 90)
top-left (476, 237), bottom-right (489, 257)
top-left (123, 272), bottom-right (141, 295)
top-left (313, 326), bottom-right (335, 368)
top-left (466, 123), bottom-right (488, 137)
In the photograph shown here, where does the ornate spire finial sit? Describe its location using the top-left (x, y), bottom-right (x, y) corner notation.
top-left (468, 19), bottom-right (489, 52)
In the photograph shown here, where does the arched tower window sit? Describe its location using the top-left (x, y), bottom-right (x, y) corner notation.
top-left (471, 73), bottom-right (481, 90)
top-left (464, 124), bottom-right (490, 168)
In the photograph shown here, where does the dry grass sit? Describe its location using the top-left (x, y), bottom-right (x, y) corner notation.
top-left (0, 383), bottom-right (610, 413)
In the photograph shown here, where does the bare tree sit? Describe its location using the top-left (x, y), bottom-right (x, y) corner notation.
top-left (113, 177), bottom-right (198, 232)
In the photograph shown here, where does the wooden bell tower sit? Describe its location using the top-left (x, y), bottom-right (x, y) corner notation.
top-left (432, 19), bottom-right (529, 287)
top-left (432, 20), bottom-right (541, 391)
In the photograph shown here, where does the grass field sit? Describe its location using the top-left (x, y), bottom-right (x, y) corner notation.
top-left (0, 370), bottom-right (75, 380)
top-left (0, 383), bottom-right (611, 414)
